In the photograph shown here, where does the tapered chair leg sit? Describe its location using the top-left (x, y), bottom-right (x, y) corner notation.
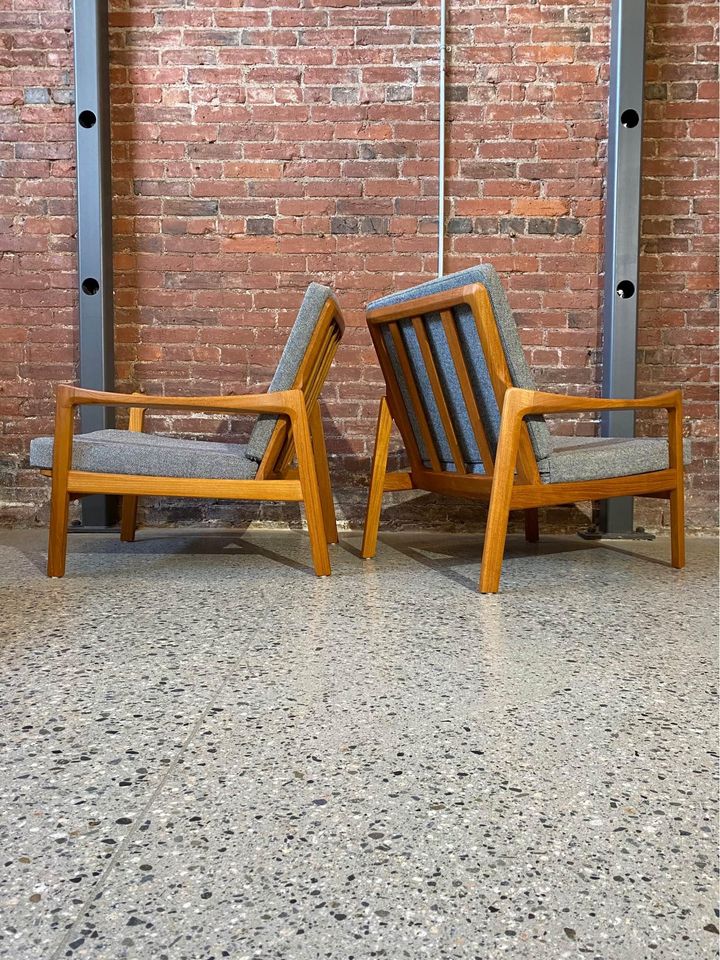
top-left (668, 398), bottom-right (685, 569)
top-left (120, 400), bottom-right (146, 543)
top-left (309, 402), bottom-right (338, 544)
top-left (524, 508), bottom-right (539, 543)
top-left (295, 401), bottom-right (331, 577)
top-left (479, 396), bottom-right (523, 594)
top-left (479, 494), bottom-right (512, 594)
top-left (47, 491), bottom-right (70, 578)
top-left (120, 496), bottom-right (139, 543)
top-left (47, 388), bottom-right (74, 578)
top-left (669, 486), bottom-right (685, 569)
top-left (361, 397), bottom-right (392, 559)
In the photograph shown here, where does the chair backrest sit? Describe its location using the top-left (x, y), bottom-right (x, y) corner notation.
top-left (246, 283), bottom-right (344, 478)
top-left (365, 265), bottom-right (552, 481)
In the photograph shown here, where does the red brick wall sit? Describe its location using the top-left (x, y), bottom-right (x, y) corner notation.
top-left (1, 0), bottom-right (717, 530)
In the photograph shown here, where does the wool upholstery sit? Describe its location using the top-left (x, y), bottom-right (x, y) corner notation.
top-left (30, 430), bottom-right (259, 480)
top-left (369, 265), bottom-right (690, 483)
top-left (30, 282), bottom-right (338, 483)
top-left (245, 282), bottom-right (338, 464)
top-left (368, 265), bottom-right (553, 470)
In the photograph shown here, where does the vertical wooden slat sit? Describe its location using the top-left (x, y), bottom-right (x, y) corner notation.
top-left (368, 323), bottom-right (426, 474)
top-left (410, 316), bottom-right (466, 474)
top-left (387, 321), bottom-right (442, 472)
top-left (439, 309), bottom-right (495, 473)
top-left (467, 288), bottom-right (541, 484)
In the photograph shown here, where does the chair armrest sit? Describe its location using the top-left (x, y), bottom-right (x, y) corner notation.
top-left (504, 387), bottom-right (681, 418)
top-left (55, 384), bottom-right (302, 418)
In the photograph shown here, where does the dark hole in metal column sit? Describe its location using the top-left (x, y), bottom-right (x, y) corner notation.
top-left (73, 0), bottom-right (117, 529)
top-left (598, 0), bottom-right (649, 537)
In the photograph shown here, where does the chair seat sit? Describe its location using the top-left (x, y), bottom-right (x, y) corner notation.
top-left (29, 430), bottom-right (259, 481)
top-left (537, 435), bottom-right (690, 484)
top-left (421, 435), bottom-right (691, 482)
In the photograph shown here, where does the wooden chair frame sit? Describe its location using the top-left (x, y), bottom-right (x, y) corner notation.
top-left (360, 283), bottom-right (685, 593)
top-left (42, 298), bottom-right (345, 579)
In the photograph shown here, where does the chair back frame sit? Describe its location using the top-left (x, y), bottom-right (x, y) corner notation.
top-left (366, 283), bottom-right (541, 486)
top-left (256, 297), bottom-right (345, 480)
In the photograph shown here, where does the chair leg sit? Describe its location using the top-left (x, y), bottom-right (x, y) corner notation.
top-left (479, 401), bottom-right (523, 594)
top-left (47, 390), bottom-right (74, 578)
top-left (669, 487), bottom-right (685, 569)
top-left (524, 508), bottom-right (539, 543)
top-left (120, 496), bottom-right (139, 543)
top-left (47, 490), bottom-right (70, 578)
top-left (308, 401), bottom-right (338, 544)
top-left (120, 400), bottom-right (146, 544)
top-left (294, 400), bottom-right (331, 577)
top-left (668, 396), bottom-right (685, 569)
top-left (361, 396), bottom-right (392, 559)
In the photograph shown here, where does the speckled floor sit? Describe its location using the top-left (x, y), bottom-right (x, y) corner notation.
top-left (0, 528), bottom-right (717, 960)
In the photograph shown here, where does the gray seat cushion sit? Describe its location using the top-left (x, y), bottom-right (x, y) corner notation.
top-left (537, 435), bottom-right (691, 484)
top-left (245, 282), bottom-right (338, 464)
top-left (29, 430), bottom-right (259, 481)
top-left (367, 265), bottom-right (553, 472)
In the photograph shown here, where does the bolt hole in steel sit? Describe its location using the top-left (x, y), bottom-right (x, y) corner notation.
top-left (620, 108), bottom-right (639, 128)
top-left (82, 277), bottom-right (100, 295)
top-left (616, 280), bottom-right (635, 299)
top-left (78, 109), bottom-right (97, 128)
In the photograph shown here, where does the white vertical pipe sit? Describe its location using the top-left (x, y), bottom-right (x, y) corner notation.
top-left (437, 0), bottom-right (446, 277)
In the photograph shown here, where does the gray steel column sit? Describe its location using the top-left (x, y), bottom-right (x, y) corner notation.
top-left (598, 0), bottom-right (647, 534)
top-left (73, 0), bottom-right (116, 528)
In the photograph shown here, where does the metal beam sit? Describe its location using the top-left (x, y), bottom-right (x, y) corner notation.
top-left (73, 0), bottom-right (116, 528)
top-left (598, 0), bottom-right (648, 535)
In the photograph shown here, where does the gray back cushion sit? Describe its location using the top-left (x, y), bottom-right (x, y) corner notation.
top-left (367, 265), bottom-right (552, 470)
top-left (245, 283), bottom-right (337, 464)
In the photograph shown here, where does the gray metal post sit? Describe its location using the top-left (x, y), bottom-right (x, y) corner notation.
top-left (73, 0), bottom-right (116, 528)
top-left (598, 0), bottom-right (647, 535)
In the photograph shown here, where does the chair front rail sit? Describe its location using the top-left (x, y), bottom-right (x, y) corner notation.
top-left (63, 471), bottom-right (305, 502)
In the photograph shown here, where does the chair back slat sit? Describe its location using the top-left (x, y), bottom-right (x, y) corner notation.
top-left (466, 287), bottom-right (540, 483)
top-left (438, 309), bottom-right (496, 473)
top-left (368, 322), bottom-right (427, 473)
top-left (388, 322), bottom-right (443, 472)
top-left (366, 266), bottom-right (546, 482)
top-left (410, 316), bottom-right (467, 475)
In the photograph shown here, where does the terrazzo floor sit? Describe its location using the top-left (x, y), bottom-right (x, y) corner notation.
top-left (0, 527), bottom-right (717, 960)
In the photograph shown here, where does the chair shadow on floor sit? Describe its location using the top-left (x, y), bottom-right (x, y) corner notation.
top-left (21, 528), bottom-right (315, 578)
top-left (342, 529), bottom-right (674, 593)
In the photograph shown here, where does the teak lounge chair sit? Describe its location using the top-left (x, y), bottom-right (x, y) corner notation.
top-left (31, 283), bottom-right (345, 578)
top-left (360, 266), bottom-right (686, 593)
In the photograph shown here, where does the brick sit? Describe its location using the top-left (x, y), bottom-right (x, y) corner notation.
top-left (447, 217), bottom-right (473, 235)
top-left (511, 198), bottom-right (569, 217)
top-left (23, 87), bottom-right (50, 104)
top-left (330, 216), bottom-right (359, 235)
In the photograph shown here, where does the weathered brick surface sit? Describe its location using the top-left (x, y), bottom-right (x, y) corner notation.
top-left (1, 0), bottom-right (717, 531)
